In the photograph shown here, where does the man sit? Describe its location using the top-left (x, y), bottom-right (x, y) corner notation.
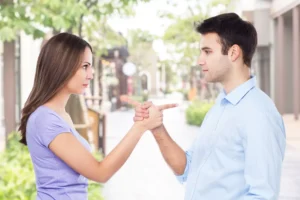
top-left (123, 13), bottom-right (286, 200)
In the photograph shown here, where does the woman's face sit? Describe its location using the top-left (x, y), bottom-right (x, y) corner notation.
top-left (65, 47), bottom-right (94, 94)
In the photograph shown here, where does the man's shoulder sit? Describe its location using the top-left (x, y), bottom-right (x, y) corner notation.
top-left (237, 88), bottom-right (282, 123)
top-left (243, 87), bottom-right (277, 111)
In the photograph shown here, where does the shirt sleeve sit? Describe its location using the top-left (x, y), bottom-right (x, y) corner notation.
top-left (242, 112), bottom-right (286, 200)
top-left (175, 147), bottom-right (194, 183)
top-left (35, 112), bottom-right (71, 147)
top-left (175, 106), bottom-right (214, 184)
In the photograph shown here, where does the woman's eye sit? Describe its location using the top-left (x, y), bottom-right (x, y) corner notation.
top-left (83, 65), bottom-right (88, 70)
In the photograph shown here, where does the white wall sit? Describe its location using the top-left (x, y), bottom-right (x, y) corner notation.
top-left (270, 18), bottom-right (276, 100)
top-left (274, 12), bottom-right (295, 113)
top-left (271, 0), bottom-right (300, 17)
top-left (284, 15), bottom-right (294, 113)
top-left (237, 0), bottom-right (271, 13)
top-left (20, 32), bottom-right (43, 108)
top-left (254, 9), bottom-right (271, 46)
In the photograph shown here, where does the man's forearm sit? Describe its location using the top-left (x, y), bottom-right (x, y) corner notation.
top-left (152, 125), bottom-right (187, 175)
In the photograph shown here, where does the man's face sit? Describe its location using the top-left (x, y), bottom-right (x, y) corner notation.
top-left (197, 33), bottom-right (231, 83)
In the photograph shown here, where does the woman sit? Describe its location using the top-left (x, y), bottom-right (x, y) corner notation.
top-left (18, 32), bottom-right (176, 199)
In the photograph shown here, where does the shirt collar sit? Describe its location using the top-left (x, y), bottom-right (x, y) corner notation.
top-left (218, 76), bottom-right (256, 106)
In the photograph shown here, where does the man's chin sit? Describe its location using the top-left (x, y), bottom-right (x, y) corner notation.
top-left (204, 76), bottom-right (218, 83)
top-left (204, 77), bottom-right (213, 83)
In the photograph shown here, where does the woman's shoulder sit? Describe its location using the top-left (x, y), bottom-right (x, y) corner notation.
top-left (27, 105), bottom-right (71, 147)
top-left (27, 106), bottom-right (65, 129)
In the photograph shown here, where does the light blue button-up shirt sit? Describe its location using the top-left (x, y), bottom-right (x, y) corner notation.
top-left (177, 76), bottom-right (286, 200)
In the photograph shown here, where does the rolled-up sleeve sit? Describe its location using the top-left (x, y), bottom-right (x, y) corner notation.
top-left (242, 112), bottom-right (286, 200)
top-left (176, 150), bottom-right (193, 183)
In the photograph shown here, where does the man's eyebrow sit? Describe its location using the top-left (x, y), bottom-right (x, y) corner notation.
top-left (201, 47), bottom-right (212, 51)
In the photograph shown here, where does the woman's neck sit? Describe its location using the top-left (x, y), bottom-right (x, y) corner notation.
top-left (44, 92), bottom-right (70, 114)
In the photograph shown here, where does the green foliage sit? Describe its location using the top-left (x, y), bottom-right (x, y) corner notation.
top-left (124, 95), bottom-right (146, 109)
top-left (0, 132), bottom-right (103, 200)
top-left (82, 17), bottom-right (127, 57)
top-left (128, 29), bottom-right (157, 45)
top-left (157, 59), bottom-right (178, 91)
top-left (163, 15), bottom-right (201, 44)
top-left (0, 133), bottom-right (36, 200)
top-left (88, 151), bottom-right (104, 200)
top-left (160, 3), bottom-right (208, 72)
top-left (127, 29), bottom-right (157, 71)
top-left (160, 0), bottom-right (237, 72)
top-left (185, 101), bottom-right (213, 126)
top-left (0, 0), bottom-right (150, 42)
top-left (210, 0), bottom-right (234, 9)
top-left (131, 95), bottom-right (144, 103)
top-left (88, 180), bottom-right (104, 200)
top-left (175, 88), bottom-right (189, 100)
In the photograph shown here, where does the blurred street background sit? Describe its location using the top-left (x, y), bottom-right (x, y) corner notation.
top-left (0, 0), bottom-right (299, 199)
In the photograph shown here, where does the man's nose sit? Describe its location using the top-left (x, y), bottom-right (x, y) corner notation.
top-left (197, 56), bottom-right (205, 66)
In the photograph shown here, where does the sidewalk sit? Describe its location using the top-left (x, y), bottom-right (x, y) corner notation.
top-left (102, 109), bottom-right (300, 200)
top-left (279, 115), bottom-right (300, 199)
top-left (102, 106), bottom-right (198, 200)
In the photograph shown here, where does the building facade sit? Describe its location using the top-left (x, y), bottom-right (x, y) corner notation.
top-left (241, 0), bottom-right (300, 119)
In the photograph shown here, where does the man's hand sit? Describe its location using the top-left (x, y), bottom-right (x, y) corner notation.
top-left (120, 95), bottom-right (178, 122)
top-left (120, 96), bottom-right (186, 175)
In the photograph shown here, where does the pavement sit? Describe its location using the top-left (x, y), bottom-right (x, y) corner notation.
top-left (278, 114), bottom-right (300, 200)
top-left (101, 103), bottom-right (300, 200)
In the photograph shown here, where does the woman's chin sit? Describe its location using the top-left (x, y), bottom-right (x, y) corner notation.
top-left (71, 90), bottom-right (85, 95)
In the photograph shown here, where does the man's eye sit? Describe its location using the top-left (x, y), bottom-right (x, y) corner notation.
top-left (205, 50), bottom-right (210, 54)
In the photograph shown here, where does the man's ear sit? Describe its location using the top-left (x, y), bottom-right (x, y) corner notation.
top-left (228, 44), bottom-right (241, 62)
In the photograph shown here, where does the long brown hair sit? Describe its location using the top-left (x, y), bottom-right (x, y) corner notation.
top-left (19, 32), bottom-right (92, 145)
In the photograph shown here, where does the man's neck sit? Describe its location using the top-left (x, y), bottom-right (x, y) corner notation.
top-left (222, 68), bottom-right (251, 94)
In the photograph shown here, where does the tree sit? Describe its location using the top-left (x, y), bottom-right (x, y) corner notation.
top-left (127, 29), bottom-right (157, 70)
top-left (157, 0), bottom-right (236, 95)
top-left (161, 0), bottom-right (235, 71)
top-left (0, 0), bottom-right (150, 42)
top-left (157, 59), bottom-right (177, 93)
top-left (124, 29), bottom-right (159, 96)
top-left (0, 0), bottom-right (151, 142)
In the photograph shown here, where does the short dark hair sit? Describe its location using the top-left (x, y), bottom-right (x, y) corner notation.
top-left (196, 13), bottom-right (257, 67)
